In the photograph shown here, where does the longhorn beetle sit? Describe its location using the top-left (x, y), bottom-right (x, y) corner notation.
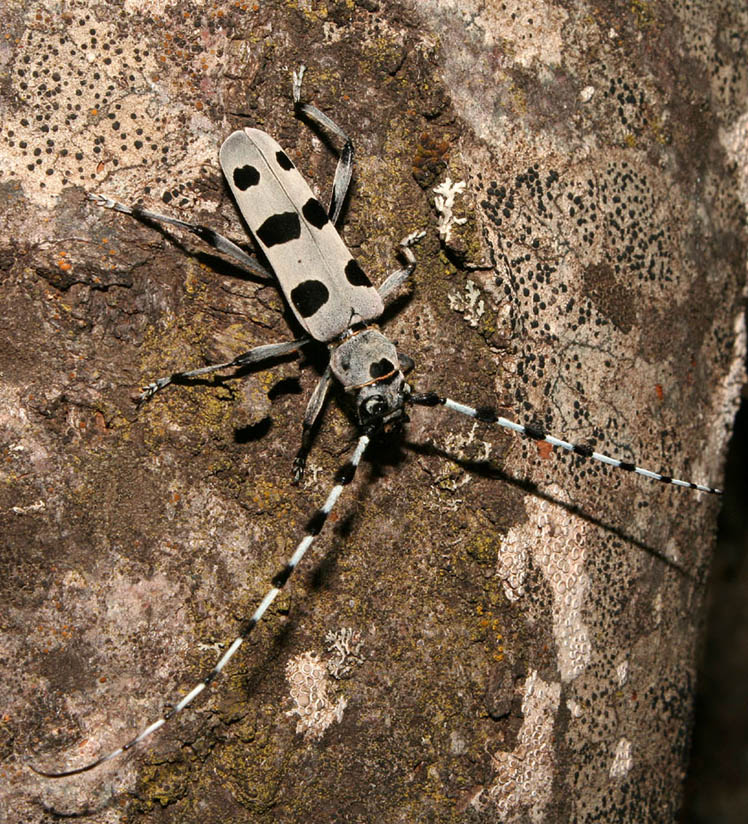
top-left (31, 66), bottom-right (722, 778)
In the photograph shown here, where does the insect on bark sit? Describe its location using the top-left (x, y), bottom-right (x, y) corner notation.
top-left (30, 66), bottom-right (722, 778)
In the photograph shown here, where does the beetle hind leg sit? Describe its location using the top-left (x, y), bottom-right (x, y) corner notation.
top-left (292, 66), bottom-right (354, 226)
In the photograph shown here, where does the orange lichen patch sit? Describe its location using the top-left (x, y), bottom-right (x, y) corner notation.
top-left (536, 440), bottom-right (553, 460)
top-left (56, 251), bottom-right (73, 272)
top-left (655, 383), bottom-right (664, 401)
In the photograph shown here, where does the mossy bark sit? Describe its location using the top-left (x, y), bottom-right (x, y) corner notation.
top-left (2, 1), bottom-right (745, 822)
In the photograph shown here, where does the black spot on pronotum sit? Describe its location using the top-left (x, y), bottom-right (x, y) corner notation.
top-left (302, 197), bottom-right (329, 229)
top-left (257, 211), bottom-right (301, 247)
top-left (369, 358), bottom-right (394, 379)
top-left (291, 279), bottom-right (329, 318)
top-left (275, 150), bottom-right (294, 170)
top-left (345, 258), bottom-right (372, 287)
top-left (233, 164), bottom-right (260, 190)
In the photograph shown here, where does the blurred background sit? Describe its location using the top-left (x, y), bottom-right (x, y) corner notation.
top-left (682, 380), bottom-right (748, 823)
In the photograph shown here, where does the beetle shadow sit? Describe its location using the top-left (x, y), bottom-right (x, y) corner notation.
top-left (145, 341), bottom-right (314, 399)
top-left (378, 289), bottom-right (414, 328)
top-left (302, 436), bottom-right (409, 592)
top-left (33, 612), bottom-right (308, 818)
top-left (234, 417), bottom-right (273, 444)
top-left (403, 438), bottom-right (701, 583)
top-left (111, 187), bottom-right (324, 348)
top-left (118, 205), bottom-right (274, 287)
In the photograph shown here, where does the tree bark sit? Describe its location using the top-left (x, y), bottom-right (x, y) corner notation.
top-left (1, 1), bottom-right (745, 822)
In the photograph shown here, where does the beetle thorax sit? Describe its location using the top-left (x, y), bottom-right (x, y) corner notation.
top-left (330, 328), bottom-right (409, 429)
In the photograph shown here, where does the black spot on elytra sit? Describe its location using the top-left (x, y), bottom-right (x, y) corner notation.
top-left (276, 150), bottom-right (294, 170)
top-left (345, 258), bottom-right (372, 287)
top-left (302, 197), bottom-right (329, 229)
top-left (369, 358), bottom-right (394, 379)
top-left (233, 164), bottom-right (260, 190)
top-left (291, 279), bottom-right (329, 318)
top-left (257, 211), bottom-right (301, 247)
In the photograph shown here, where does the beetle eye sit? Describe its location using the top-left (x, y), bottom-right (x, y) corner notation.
top-left (361, 396), bottom-right (387, 419)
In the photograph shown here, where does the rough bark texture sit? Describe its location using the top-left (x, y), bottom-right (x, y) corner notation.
top-left (1, 1), bottom-right (746, 823)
